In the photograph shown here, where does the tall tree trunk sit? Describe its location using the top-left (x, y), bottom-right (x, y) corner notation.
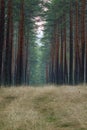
top-left (0, 0), bottom-right (5, 85)
top-left (74, 0), bottom-right (81, 84)
top-left (16, 0), bottom-right (25, 85)
top-left (69, 1), bottom-right (73, 84)
top-left (60, 22), bottom-right (63, 84)
top-left (63, 12), bottom-right (68, 84)
top-left (25, 31), bottom-right (30, 85)
top-left (81, 0), bottom-right (86, 83)
top-left (81, 0), bottom-right (86, 82)
top-left (4, 0), bottom-right (13, 86)
top-left (54, 20), bottom-right (59, 84)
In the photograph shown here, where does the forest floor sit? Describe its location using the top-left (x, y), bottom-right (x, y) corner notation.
top-left (0, 85), bottom-right (87, 130)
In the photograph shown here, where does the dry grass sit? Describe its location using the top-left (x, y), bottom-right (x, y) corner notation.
top-left (0, 85), bottom-right (87, 130)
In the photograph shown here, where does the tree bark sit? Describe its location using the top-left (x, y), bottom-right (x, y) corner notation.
top-left (16, 0), bottom-right (25, 85)
top-left (0, 0), bottom-right (5, 85)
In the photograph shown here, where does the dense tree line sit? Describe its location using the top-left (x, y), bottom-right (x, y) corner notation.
top-left (0, 0), bottom-right (87, 86)
top-left (44, 0), bottom-right (87, 85)
top-left (0, 0), bottom-right (43, 86)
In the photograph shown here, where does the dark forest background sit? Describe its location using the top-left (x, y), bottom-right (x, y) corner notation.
top-left (0, 0), bottom-right (87, 86)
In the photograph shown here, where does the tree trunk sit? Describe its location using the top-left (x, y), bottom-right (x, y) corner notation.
top-left (16, 0), bottom-right (25, 85)
top-left (69, 1), bottom-right (73, 84)
top-left (63, 12), bottom-right (68, 84)
top-left (81, 0), bottom-right (86, 83)
top-left (0, 0), bottom-right (5, 85)
top-left (4, 0), bottom-right (13, 86)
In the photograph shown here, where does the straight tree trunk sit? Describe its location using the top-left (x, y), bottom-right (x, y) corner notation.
top-left (69, 1), bottom-right (73, 84)
top-left (63, 12), bottom-right (68, 84)
top-left (16, 0), bottom-right (25, 85)
top-left (60, 22), bottom-right (63, 84)
top-left (4, 0), bottom-right (13, 86)
top-left (55, 20), bottom-right (59, 84)
top-left (0, 0), bottom-right (5, 85)
top-left (74, 0), bottom-right (81, 84)
top-left (81, 0), bottom-right (86, 83)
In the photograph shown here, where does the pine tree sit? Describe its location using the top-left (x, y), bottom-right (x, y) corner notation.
top-left (16, 0), bottom-right (25, 85)
top-left (4, 0), bottom-right (13, 85)
top-left (0, 0), bottom-right (5, 85)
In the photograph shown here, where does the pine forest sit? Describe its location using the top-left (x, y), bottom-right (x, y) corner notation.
top-left (1, 1), bottom-right (87, 130)
top-left (0, 0), bottom-right (87, 86)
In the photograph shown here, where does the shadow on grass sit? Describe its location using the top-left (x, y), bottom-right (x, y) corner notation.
top-left (0, 96), bottom-right (17, 110)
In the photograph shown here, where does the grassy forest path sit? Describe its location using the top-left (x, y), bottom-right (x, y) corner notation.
top-left (0, 86), bottom-right (87, 130)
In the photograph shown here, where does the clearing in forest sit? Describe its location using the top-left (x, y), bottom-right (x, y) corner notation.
top-left (0, 86), bottom-right (87, 130)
